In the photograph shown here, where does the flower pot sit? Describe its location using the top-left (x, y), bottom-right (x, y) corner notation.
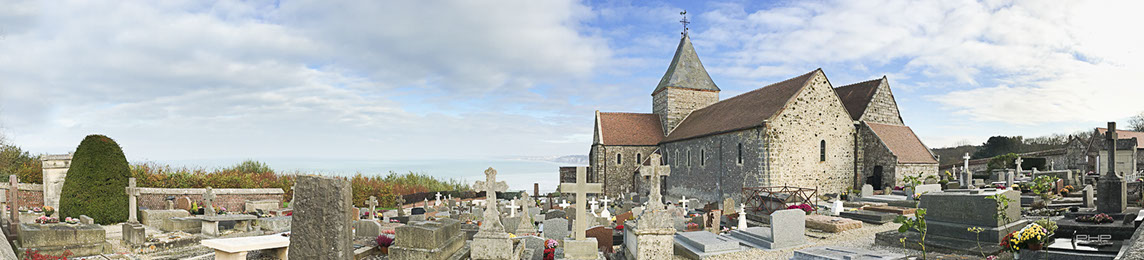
top-left (1027, 243), bottom-right (1042, 250)
top-left (379, 246), bottom-right (389, 255)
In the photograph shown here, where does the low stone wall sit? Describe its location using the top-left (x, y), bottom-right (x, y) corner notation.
top-left (0, 183), bottom-right (45, 209)
top-left (137, 188), bottom-right (284, 213)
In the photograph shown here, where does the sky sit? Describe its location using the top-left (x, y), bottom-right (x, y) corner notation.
top-left (2, 0), bottom-right (1143, 163)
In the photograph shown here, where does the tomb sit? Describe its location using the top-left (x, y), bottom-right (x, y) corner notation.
top-left (470, 167), bottom-right (525, 260)
top-left (195, 214), bottom-right (258, 237)
top-left (14, 223), bottom-right (113, 257)
top-left (875, 189), bottom-right (1026, 255)
top-left (201, 234), bottom-right (290, 260)
top-left (805, 215), bottom-right (862, 233)
top-left (672, 231), bottom-right (742, 259)
top-left (725, 209), bottom-right (806, 249)
top-left (839, 210), bottom-right (897, 224)
top-left (864, 205), bottom-right (916, 215)
top-left (389, 218), bottom-right (468, 260)
top-left (622, 154), bottom-right (675, 260)
top-left (792, 246), bottom-right (906, 260)
top-left (244, 199), bottom-right (280, 214)
top-left (140, 209), bottom-right (190, 229)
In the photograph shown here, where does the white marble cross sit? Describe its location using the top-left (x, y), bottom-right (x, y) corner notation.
top-left (589, 200), bottom-right (600, 217)
top-left (125, 178), bottom-right (140, 222)
top-left (677, 195), bottom-right (689, 211)
top-left (600, 196), bottom-right (613, 207)
top-left (509, 199), bottom-right (518, 217)
top-left (559, 200), bottom-right (570, 208)
top-left (962, 153), bottom-right (971, 173)
top-left (474, 167), bottom-right (509, 232)
top-left (559, 166), bottom-right (603, 240)
top-left (367, 196), bottom-right (378, 220)
top-left (738, 203), bottom-right (747, 230)
top-left (435, 192), bottom-right (442, 207)
top-left (638, 153), bottom-right (671, 210)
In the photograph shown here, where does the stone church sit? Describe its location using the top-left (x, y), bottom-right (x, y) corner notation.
top-left (586, 34), bottom-right (938, 202)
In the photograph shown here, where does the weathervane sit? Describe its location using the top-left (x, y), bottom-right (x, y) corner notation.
top-left (679, 10), bottom-right (690, 36)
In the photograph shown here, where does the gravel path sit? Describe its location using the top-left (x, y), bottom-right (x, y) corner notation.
top-left (671, 222), bottom-right (937, 260)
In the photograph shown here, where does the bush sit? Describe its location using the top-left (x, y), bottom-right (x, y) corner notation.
top-left (58, 135), bottom-right (132, 224)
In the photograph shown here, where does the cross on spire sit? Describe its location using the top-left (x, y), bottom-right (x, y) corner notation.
top-left (559, 166), bottom-right (603, 240)
top-left (639, 153), bottom-right (671, 210)
top-left (679, 10), bottom-right (690, 36)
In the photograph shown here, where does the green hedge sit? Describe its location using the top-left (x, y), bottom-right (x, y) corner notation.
top-left (59, 135), bottom-right (131, 224)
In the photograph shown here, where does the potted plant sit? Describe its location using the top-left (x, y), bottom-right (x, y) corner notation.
top-left (376, 230), bottom-right (395, 254)
top-left (43, 206), bottom-right (55, 218)
top-left (685, 222), bottom-right (700, 232)
top-left (1000, 223), bottom-right (1049, 255)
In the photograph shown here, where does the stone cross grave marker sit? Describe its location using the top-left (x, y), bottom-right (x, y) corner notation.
top-left (738, 203), bottom-right (747, 230)
top-left (509, 199), bottom-right (517, 217)
top-left (559, 200), bottom-right (571, 208)
top-left (203, 186), bottom-right (217, 216)
top-left (589, 199), bottom-right (599, 216)
top-left (678, 195), bottom-right (689, 211)
top-left (962, 153), bottom-right (972, 187)
top-left (395, 195), bottom-right (406, 217)
top-left (559, 166), bottom-right (603, 240)
top-left (126, 178), bottom-right (140, 223)
top-left (9, 175), bottom-right (18, 233)
top-left (638, 153), bottom-right (670, 210)
top-left (435, 192), bottom-right (442, 207)
top-left (601, 196), bottom-right (613, 208)
top-left (474, 167), bottom-right (509, 233)
top-left (367, 196), bottom-right (378, 220)
top-left (1014, 157), bottom-right (1023, 177)
top-left (1098, 122), bottom-right (1128, 213)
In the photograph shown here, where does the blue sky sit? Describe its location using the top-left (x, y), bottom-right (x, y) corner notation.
top-left (2, 0), bottom-right (1143, 162)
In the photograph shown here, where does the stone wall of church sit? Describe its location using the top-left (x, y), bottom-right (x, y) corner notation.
top-left (896, 163), bottom-right (939, 186)
top-left (858, 125), bottom-right (897, 190)
top-left (659, 128), bottom-right (765, 204)
top-left (653, 88), bottom-right (718, 134)
top-left (859, 81), bottom-right (904, 125)
top-left (591, 145), bottom-right (658, 197)
top-left (764, 72), bottom-right (856, 195)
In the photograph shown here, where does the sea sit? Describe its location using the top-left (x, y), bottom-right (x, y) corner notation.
top-left (150, 158), bottom-right (583, 194)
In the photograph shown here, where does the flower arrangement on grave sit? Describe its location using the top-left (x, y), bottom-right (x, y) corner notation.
top-left (993, 184), bottom-right (1006, 190)
top-left (23, 249), bottom-right (73, 260)
top-left (32, 206), bottom-right (42, 213)
top-left (43, 206), bottom-right (55, 218)
top-left (64, 217), bottom-right (79, 224)
top-left (34, 215), bottom-right (59, 224)
top-left (893, 185), bottom-right (904, 190)
top-left (1000, 223), bottom-right (1049, 251)
top-left (218, 206), bottom-right (227, 215)
top-left (1077, 213), bottom-right (1114, 224)
top-left (615, 224), bottom-right (624, 230)
top-left (375, 230), bottom-right (395, 247)
top-left (19, 206), bottom-right (27, 212)
top-left (543, 239), bottom-right (558, 260)
top-left (787, 203), bottom-right (814, 214)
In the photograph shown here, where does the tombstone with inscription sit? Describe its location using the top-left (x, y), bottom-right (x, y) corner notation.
top-left (389, 218), bottom-right (466, 260)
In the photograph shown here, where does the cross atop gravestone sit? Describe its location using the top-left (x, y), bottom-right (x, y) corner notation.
top-left (1105, 122), bottom-right (1118, 177)
top-left (203, 186), bottom-right (217, 216)
top-left (559, 200), bottom-right (570, 208)
top-left (678, 195), bottom-right (689, 211)
top-left (559, 166), bottom-right (602, 240)
top-left (509, 199), bottom-right (518, 217)
top-left (367, 196), bottom-right (378, 220)
top-left (473, 167), bottom-right (509, 232)
top-left (1014, 156), bottom-right (1023, 176)
top-left (589, 199), bottom-right (600, 216)
top-left (963, 152), bottom-right (971, 171)
top-left (601, 196), bottom-right (613, 209)
top-left (394, 195), bottom-right (406, 217)
top-left (125, 178), bottom-right (140, 223)
top-left (435, 192), bottom-right (442, 207)
top-left (638, 153), bottom-right (670, 210)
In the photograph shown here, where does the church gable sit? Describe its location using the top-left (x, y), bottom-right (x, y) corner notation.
top-left (865, 122), bottom-right (937, 164)
top-left (764, 70), bottom-right (855, 192)
top-left (834, 77), bottom-right (905, 125)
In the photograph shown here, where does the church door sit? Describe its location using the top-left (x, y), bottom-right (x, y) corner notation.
top-left (869, 166), bottom-right (884, 190)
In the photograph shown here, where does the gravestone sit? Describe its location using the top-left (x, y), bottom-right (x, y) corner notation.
top-left (737, 203), bottom-right (748, 230)
top-left (584, 226), bottom-right (614, 253)
top-left (79, 215), bottom-right (94, 225)
top-left (722, 198), bottom-right (736, 216)
top-left (125, 178), bottom-right (140, 223)
top-left (546, 209), bottom-right (566, 220)
top-left (1097, 122), bottom-right (1128, 214)
top-left (792, 246), bottom-right (907, 260)
top-left (1083, 185), bottom-right (1095, 208)
top-left (558, 167), bottom-right (604, 260)
top-left (395, 195), bottom-right (406, 217)
top-left (882, 189), bottom-right (1027, 251)
top-left (514, 201), bottom-right (539, 235)
top-left (501, 216), bottom-right (521, 235)
top-left (367, 196), bottom-right (378, 220)
top-left (614, 212), bottom-right (632, 225)
top-left (203, 186), bottom-right (217, 216)
top-left (839, 210), bottom-right (896, 224)
top-left (471, 167), bottom-right (517, 260)
top-left (389, 218), bottom-right (465, 260)
top-left (411, 208), bottom-right (426, 215)
top-left (519, 235), bottom-right (546, 260)
top-left (831, 200), bottom-right (843, 216)
top-left (288, 175), bottom-right (354, 259)
top-left (353, 220), bottom-right (382, 238)
top-left (543, 218), bottom-right (570, 241)
top-left (725, 209), bottom-right (806, 249)
top-left (703, 210), bottom-right (722, 234)
top-left (805, 215), bottom-right (862, 233)
top-left (566, 206), bottom-right (578, 222)
top-left (860, 184), bottom-right (873, 197)
top-left (175, 196), bottom-right (192, 211)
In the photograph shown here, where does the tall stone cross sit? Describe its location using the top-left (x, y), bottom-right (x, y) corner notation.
top-left (559, 166), bottom-right (602, 240)
top-left (589, 199), bottom-right (600, 216)
top-left (1014, 157), bottom-right (1023, 176)
top-left (395, 195), bottom-right (406, 217)
top-left (203, 186), bottom-right (216, 216)
top-left (125, 178), bottom-right (140, 223)
top-left (1105, 122), bottom-right (1119, 177)
top-left (435, 192), bottom-right (442, 207)
top-left (473, 167), bottom-right (509, 232)
top-left (367, 196), bottom-right (378, 220)
top-left (9, 175), bottom-right (19, 231)
top-left (638, 153), bottom-right (671, 210)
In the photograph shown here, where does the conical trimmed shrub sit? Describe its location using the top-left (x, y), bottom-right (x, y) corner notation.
top-left (58, 135), bottom-right (130, 224)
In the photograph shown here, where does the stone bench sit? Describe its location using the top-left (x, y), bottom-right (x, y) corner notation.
top-left (201, 234), bottom-right (289, 260)
top-left (193, 215), bottom-right (258, 236)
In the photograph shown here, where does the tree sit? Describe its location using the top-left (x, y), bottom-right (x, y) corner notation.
top-left (973, 136), bottom-right (1024, 159)
top-left (58, 135), bottom-right (131, 224)
top-left (1129, 111), bottom-right (1144, 132)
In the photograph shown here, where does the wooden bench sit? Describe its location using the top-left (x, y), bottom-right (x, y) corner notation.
top-left (201, 234), bottom-right (289, 260)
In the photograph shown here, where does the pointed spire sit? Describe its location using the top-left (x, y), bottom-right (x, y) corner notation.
top-left (653, 34), bottom-right (719, 95)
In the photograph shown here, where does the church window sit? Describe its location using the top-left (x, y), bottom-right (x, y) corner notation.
top-left (701, 149), bottom-right (706, 166)
top-left (687, 150), bottom-right (692, 166)
top-left (819, 140), bottom-right (826, 162)
top-left (617, 153), bottom-right (622, 165)
top-left (637, 153), bottom-right (642, 165)
top-left (737, 143), bottom-right (743, 164)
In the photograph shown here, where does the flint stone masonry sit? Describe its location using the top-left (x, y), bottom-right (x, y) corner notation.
top-left (590, 145), bottom-right (658, 197)
top-left (289, 176), bottom-right (354, 260)
top-left (137, 188), bottom-right (283, 213)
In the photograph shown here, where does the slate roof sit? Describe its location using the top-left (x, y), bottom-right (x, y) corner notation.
top-left (1095, 128), bottom-right (1144, 149)
top-left (597, 112), bottom-right (664, 146)
top-left (833, 77), bottom-right (885, 121)
top-left (663, 69), bottom-right (820, 142)
top-left (652, 34), bottom-right (720, 95)
top-left (866, 122), bottom-right (938, 164)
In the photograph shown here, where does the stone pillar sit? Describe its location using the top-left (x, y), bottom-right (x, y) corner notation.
top-left (126, 178), bottom-right (138, 223)
top-left (1098, 122), bottom-right (1128, 214)
top-left (288, 175), bottom-right (354, 260)
top-left (40, 153), bottom-right (71, 210)
top-left (9, 175), bottom-right (19, 235)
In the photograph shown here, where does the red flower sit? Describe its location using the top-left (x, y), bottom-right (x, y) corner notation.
top-left (615, 225), bottom-right (624, 230)
top-left (543, 248), bottom-right (556, 260)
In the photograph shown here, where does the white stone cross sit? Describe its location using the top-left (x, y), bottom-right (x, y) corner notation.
top-left (473, 167), bottom-right (509, 233)
top-left (589, 200), bottom-right (600, 217)
top-left (638, 153), bottom-right (671, 210)
top-left (559, 200), bottom-right (570, 208)
top-left (125, 178), bottom-right (140, 223)
top-left (738, 203), bottom-right (747, 230)
top-left (203, 186), bottom-right (217, 216)
top-left (600, 196), bottom-right (613, 207)
top-left (559, 166), bottom-right (603, 240)
top-left (367, 196), bottom-right (378, 220)
top-left (509, 199), bottom-right (518, 217)
top-left (423, 198), bottom-right (429, 208)
top-left (678, 195), bottom-right (690, 211)
top-left (435, 192), bottom-right (442, 207)
top-left (963, 153), bottom-right (971, 172)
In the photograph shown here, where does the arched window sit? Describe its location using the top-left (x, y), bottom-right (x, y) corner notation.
top-left (820, 140), bottom-right (826, 162)
top-left (699, 149), bottom-right (705, 166)
top-left (617, 153), bottom-right (622, 165)
top-left (637, 153), bottom-right (642, 165)
top-left (737, 143), bottom-right (743, 164)
top-left (687, 150), bottom-right (692, 166)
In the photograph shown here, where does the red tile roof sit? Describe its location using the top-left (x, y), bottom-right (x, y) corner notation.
top-left (598, 112), bottom-right (663, 146)
top-left (867, 122), bottom-right (937, 164)
top-left (833, 77), bottom-right (883, 121)
top-left (663, 69), bottom-right (820, 142)
top-left (1095, 128), bottom-right (1144, 149)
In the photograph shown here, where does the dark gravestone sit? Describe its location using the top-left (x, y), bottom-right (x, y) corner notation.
top-left (545, 209), bottom-right (566, 220)
top-left (585, 226), bottom-right (614, 253)
top-left (289, 175), bottom-right (354, 259)
top-left (411, 207), bottom-right (426, 215)
top-left (839, 210), bottom-right (897, 224)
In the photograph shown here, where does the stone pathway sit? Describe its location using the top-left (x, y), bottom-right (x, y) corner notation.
top-left (671, 222), bottom-right (927, 260)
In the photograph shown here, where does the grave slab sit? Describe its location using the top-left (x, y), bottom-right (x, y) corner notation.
top-left (390, 218), bottom-right (466, 260)
top-left (805, 215), bottom-right (862, 233)
top-left (672, 231), bottom-right (742, 259)
top-left (839, 210), bottom-right (896, 224)
top-left (792, 246), bottom-right (906, 260)
top-left (864, 205), bottom-right (916, 215)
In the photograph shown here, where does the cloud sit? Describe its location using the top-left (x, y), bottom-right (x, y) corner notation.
top-left (0, 0), bottom-right (607, 160)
